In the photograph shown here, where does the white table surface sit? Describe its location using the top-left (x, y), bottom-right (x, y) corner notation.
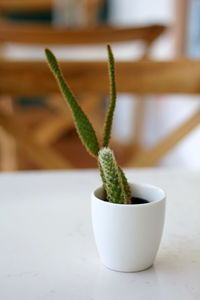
top-left (0, 168), bottom-right (200, 300)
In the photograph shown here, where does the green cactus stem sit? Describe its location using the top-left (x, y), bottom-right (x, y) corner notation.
top-left (45, 49), bottom-right (99, 158)
top-left (118, 167), bottom-right (132, 204)
top-left (98, 148), bottom-right (131, 204)
top-left (45, 45), bottom-right (132, 205)
top-left (102, 45), bottom-right (116, 148)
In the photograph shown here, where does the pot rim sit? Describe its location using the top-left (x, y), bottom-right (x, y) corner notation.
top-left (92, 182), bottom-right (166, 207)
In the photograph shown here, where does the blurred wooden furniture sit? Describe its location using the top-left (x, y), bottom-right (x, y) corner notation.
top-left (0, 0), bottom-right (105, 14)
top-left (0, 0), bottom-right (53, 13)
top-left (0, 22), bottom-right (165, 170)
top-left (0, 0), bottom-right (106, 26)
top-left (4, 60), bottom-right (200, 95)
top-left (175, 0), bottom-right (188, 57)
top-left (1, 59), bottom-right (199, 167)
top-left (0, 22), bottom-right (165, 46)
top-left (175, 0), bottom-right (200, 59)
top-left (83, 0), bottom-right (106, 25)
top-left (0, 0), bottom-right (105, 170)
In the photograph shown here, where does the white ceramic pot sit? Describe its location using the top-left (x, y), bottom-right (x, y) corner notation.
top-left (91, 182), bottom-right (166, 272)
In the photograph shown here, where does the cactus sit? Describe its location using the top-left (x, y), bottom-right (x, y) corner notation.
top-left (99, 148), bottom-right (131, 204)
top-left (45, 45), bottom-right (131, 204)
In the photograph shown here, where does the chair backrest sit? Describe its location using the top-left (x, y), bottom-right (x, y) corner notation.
top-left (1, 59), bottom-right (200, 96)
top-left (0, 21), bottom-right (165, 48)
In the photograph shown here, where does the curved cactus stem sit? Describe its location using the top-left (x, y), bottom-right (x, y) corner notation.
top-left (45, 49), bottom-right (99, 158)
top-left (98, 148), bottom-right (122, 203)
top-left (102, 45), bottom-right (117, 147)
top-left (45, 47), bottom-right (132, 205)
top-left (118, 167), bottom-right (132, 204)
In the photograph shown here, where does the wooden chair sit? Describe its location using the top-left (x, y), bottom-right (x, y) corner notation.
top-left (0, 0), bottom-right (99, 169)
top-left (0, 23), bottom-right (166, 170)
top-left (1, 59), bottom-right (200, 168)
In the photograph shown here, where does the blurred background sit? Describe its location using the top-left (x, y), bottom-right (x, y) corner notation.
top-left (0, 0), bottom-right (199, 172)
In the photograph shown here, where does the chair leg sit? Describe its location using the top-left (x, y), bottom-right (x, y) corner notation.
top-left (121, 95), bottom-right (146, 162)
top-left (0, 111), bottom-right (73, 170)
top-left (0, 127), bottom-right (17, 171)
top-left (83, 0), bottom-right (105, 26)
top-left (0, 96), bottom-right (17, 171)
top-left (128, 109), bottom-right (200, 167)
top-left (132, 95), bottom-right (146, 152)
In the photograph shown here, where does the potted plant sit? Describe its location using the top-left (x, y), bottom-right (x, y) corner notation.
top-left (45, 45), bottom-right (166, 272)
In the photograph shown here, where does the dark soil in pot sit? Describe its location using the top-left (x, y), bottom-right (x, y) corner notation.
top-left (131, 197), bottom-right (149, 205)
top-left (104, 197), bottom-right (149, 204)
